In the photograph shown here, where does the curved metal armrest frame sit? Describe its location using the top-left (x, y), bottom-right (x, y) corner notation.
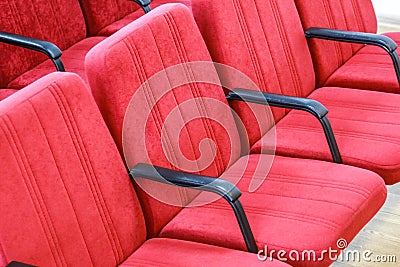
top-left (305, 27), bottom-right (400, 86)
top-left (227, 88), bottom-right (342, 164)
top-left (0, 31), bottom-right (65, 72)
top-left (130, 163), bottom-right (258, 253)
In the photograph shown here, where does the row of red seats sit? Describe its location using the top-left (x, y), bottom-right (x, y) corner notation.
top-left (0, 0), bottom-right (191, 98)
top-left (1, 0), bottom-right (399, 97)
top-left (0, 0), bottom-right (399, 266)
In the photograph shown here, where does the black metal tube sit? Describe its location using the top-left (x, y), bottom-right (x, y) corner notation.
top-left (227, 199), bottom-right (258, 253)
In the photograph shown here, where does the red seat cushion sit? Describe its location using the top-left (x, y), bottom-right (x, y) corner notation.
top-left (160, 155), bottom-right (387, 267)
top-left (252, 87), bottom-right (400, 184)
top-left (122, 238), bottom-right (289, 267)
top-left (79, 0), bottom-right (192, 36)
top-left (323, 34), bottom-right (400, 93)
top-left (0, 89), bottom-right (18, 100)
top-left (7, 37), bottom-right (106, 89)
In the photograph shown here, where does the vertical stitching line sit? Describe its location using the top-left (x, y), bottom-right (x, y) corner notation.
top-left (270, 0), bottom-right (302, 97)
top-left (27, 93), bottom-right (95, 265)
top-left (323, 0), bottom-right (343, 67)
top-left (123, 38), bottom-right (181, 169)
top-left (350, 0), bottom-right (365, 32)
top-left (232, 0), bottom-right (268, 93)
top-left (147, 22), bottom-right (204, 204)
top-left (50, 86), bottom-right (124, 263)
top-left (166, 12), bottom-right (226, 175)
top-left (0, 115), bottom-right (66, 267)
top-left (123, 35), bottom-right (187, 204)
top-left (252, 1), bottom-right (284, 95)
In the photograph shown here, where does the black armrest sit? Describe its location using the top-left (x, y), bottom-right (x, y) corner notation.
top-left (130, 163), bottom-right (258, 253)
top-left (6, 262), bottom-right (37, 267)
top-left (0, 31), bottom-right (65, 72)
top-left (130, 0), bottom-right (151, 13)
top-left (227, 88), bottom-right (342, 164)
top-left (227, 88), bottom-right (328, 119)
top-left (305, 27), bottom-right (400, 85)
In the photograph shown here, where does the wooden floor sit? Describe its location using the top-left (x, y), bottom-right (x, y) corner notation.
top-left (331, 183), bottom-right (400, 266)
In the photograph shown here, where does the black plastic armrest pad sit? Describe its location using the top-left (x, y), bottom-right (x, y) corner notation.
top-left (226, 88), bottom-right (328, 119)
top-left (130, 163), bottom-right (241, 202)
top-left (305, 27), bottom-right (397, 52)
top-left (0, 31), bottom-right (62, 60)
top-left (6, 262), bottom-right (37, 267)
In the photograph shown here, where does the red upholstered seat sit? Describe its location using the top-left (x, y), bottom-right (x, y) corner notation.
top-left (252, 87), bottom-right (400, 185)
top-left (79, 0), bottom-right (192, 36)
top-left (85, 4), bottom-right (387, 266)
top-left (191, 0), bottom-right (400, 184)
top-left (0, 0), bottom-right (106, 92)
top-left (122, 238), bottom-right (289, 266)
top-left (7, 37), bottom-right (106, 89)
top-left (0, 72), bottom-right (287, 267)
top-left (294, 0), bottom-right (400, 92)
top-left (160, 155), bottom-right (386, 267)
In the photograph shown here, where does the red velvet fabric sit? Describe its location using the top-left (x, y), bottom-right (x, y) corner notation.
top-left (0, 0), bottom-right (86, 87)
top-left (294, 0), bottom-right (378, 88)
top-left (122, 238), bottom-right (289, 266)
top-left (0, 89), bottom-right (18, 101)
top-left (86, 4), bottom-right (242, 237)
top-left (192, 0), bottom-right (316, 147)
top-left (79, 0), bottom-right (192, 36)
top-left (252, 87), bottom-right (400, 184)
top-left (0, 73), bottom-right (146, 266)
top-left (160, 155), bottom-right (386, 267)
top-left (7, 37), bottom-right (105, 89)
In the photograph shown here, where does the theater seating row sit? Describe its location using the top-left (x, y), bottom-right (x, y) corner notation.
top-left (0, 0), bottom-right (399, 266)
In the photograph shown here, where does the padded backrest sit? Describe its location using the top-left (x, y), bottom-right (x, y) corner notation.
top-left (86, 4), bottom-right (243, 236)
top-left (294, 0), bottom-right (378, 87)
top-left (78, 0), bottom-right (142, 36)
top-left (0, 0), bottom-right (87, 88)
top-left (0, 73), bottom-right (146, 266)
top-left (79, 0), bottom-right (193, 36)
top-left (192, 0), bottom-right (316, 146)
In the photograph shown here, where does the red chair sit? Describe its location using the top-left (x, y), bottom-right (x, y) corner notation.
top-left (191, 0), bottom-right (400, 185)
top-left (294, 0), bottom-right (400, 93)
top-left (85, 4), bottom-right (387, 266)
top-left (0, 0), bottom-right (191, 97)
top-left (0, 0), bottom-right (106, 90)
top-left (0, 71), bottom-right (290, 267)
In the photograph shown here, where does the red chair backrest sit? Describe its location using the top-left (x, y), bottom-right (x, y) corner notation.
top-left (0, 72), bottom-right (146, 266)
